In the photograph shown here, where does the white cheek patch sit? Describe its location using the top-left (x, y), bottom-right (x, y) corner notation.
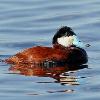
top-left (57, 36), bottom-right (74, 47)
top-left (57, 35), bottom-right (84, 48)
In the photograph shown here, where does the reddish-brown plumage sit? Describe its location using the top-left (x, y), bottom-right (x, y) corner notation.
top-left (5, 45), bottom-right (72, 64)
top-left (5, 44), bottom-right (87, 65)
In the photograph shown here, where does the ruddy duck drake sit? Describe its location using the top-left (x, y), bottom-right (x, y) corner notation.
top-left (5, 26), bottom-right (88, 65)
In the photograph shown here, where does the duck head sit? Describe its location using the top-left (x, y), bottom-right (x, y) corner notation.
top-left (52, 26), bottom-right (84, 48)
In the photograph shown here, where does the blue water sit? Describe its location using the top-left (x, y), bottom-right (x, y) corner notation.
top-left (0, 0), bottom-right (100, 100)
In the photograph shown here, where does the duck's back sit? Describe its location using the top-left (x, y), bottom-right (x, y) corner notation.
top-left (5, 46), bottom-right (71, 64)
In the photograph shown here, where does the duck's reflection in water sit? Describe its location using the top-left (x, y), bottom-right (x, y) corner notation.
top-left (9, 62), bottom-right (88, 86)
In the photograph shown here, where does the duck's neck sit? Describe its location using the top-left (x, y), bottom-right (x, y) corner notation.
top-left (53, 44), bottom-right (69, 49)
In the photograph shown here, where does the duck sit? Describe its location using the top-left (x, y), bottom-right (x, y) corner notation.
top-left (5, 26), bottom-right (88, 65)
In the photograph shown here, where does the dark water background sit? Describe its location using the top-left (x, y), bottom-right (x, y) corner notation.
top-left (0, 0), bottom-right (100, 100)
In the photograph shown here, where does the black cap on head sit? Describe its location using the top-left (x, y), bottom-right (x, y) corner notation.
top-left (52, 26), bottom-right (76, 44)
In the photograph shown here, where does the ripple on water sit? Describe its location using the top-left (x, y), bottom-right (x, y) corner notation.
top-left (0, 0), bottom-right (100, 100)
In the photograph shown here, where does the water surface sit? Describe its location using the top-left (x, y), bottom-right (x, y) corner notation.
top-left (0, 0), bottom-right (100, 100)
